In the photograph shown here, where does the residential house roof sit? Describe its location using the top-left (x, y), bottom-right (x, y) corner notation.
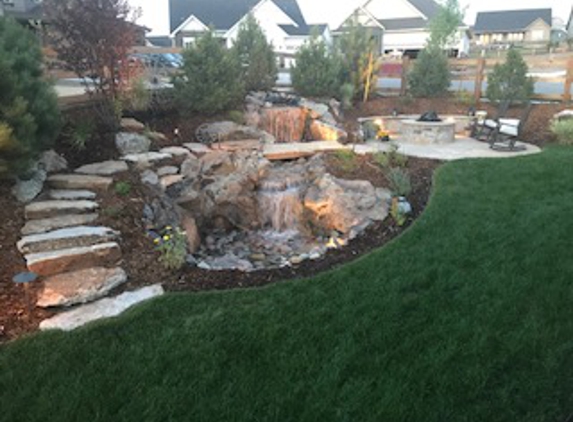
top-left (378, 17), bottom-right (429, 31)
top-left (473, 9), bottom-right (552, 34)
top-left (278, 23), bottom-right (327, 36)
top-left (273, 0), bottom-right (306, 27)
top-left (146, 36), bottom-right (173, 48)
top-left (169, 0), bottom-right (259, 33)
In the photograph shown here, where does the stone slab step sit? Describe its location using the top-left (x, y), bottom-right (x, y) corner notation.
top-left (25, 242), bottom-right (121, 277)
top-left (122, 152), bottom-right (172, 164)
top-left (39, 284), bottom-right (165, 331)
top-left (21, 213), bottom-right (99, 236)
top-left (17, 226), bottom-right (119, 255)
top-left (75, 160), bottom-right (129, 176)
top-left (37, 267), bottom-right (128, 308)
top-left (25, 200), bottom-right (99, 220)
top-left (48, 174), bottom-right (113, 190)
top-left (48, 190), bottom-right (97, 200)
top-left (183, 143), bottom-right (212, 155)
top-left (263, 141), bottom-right (348, 161)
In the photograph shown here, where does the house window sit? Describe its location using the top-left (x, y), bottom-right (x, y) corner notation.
top-left (531, 30), bottom-right (544, 41)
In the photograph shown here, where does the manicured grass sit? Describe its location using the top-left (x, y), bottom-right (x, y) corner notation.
top-left (2, 147), bottom-right (573, 421)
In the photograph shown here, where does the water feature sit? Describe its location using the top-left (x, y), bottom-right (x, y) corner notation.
top-left (258, 172), bottom-right (305, 232)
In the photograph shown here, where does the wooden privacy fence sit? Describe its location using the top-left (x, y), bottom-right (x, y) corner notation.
top-left (379, 54), bottom-right (573, 102)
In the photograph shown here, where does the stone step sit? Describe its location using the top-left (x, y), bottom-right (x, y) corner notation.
top-left (21, 213), bottom-right (99, 236)
top-left (47, 174), bottom-right (113, 190)
top-left (75, 160), bottom-right (128, 176)
top-left (17, 226), bottom-right (120, 255)
top-left (25, 242), bottom-right (122, 277)
top-left (263, 141), bottom-right (348, 161)
top-left (122, 152), bottom-right (172, 165)
top-left (48, 190), bottom-right (97, 200)
top-left (25, 200), bottom-right (99, 220)
top-left (37, 267), bottom-right (128, 308)
top-left (39, 284), bottom-right (165, 331)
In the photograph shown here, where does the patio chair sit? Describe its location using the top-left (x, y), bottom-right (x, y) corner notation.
top-left (477, 101), bottom-right (532, 152)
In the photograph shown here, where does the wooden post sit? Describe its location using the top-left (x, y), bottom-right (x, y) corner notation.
top-left (474, 58), bottom-right (486, 103)
top-left (564, 58), bottom-right (573, 103)
top-left (400, 56), bottom-right (410, 97)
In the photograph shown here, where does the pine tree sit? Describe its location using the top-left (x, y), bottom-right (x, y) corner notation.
top-left (408, 46), bottom-right (451, 97)
top-left (233, 14), bottom-right (277, 92)
top-left (0, 18), bottom-right (60, 176)
top-left (486, 49), bottom-right (534, 104)
top-left (291, 36), bottom-right (343, 98)
top-left (175, 31), bottom-right (243, 115)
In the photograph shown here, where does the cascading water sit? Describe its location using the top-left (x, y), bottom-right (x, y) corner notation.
top-left (258, 174), bottom-right (305, 232)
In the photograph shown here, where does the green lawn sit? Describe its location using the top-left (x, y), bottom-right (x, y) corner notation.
top-left (2, 147), bottom-right (573, 422)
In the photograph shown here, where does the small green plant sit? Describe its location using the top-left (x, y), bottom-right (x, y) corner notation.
top-left (125, 77), bottom-right (151, 111)
top-left (67, 120), bottom-right (95, 151)
top-left (386, 167), bottom-right (412, 197)
top-left (374, 144), bottom-right (408, 169)
top-left (114, 181), bottom-right (132, 197)
top-left (390, 199), bottom-right (408, 227)
top-left (340, 83), bottom-right (355, 110)
top-left (102, 206), bottom-right (125, 219)
top-left (154, 226), bottom-right (188, 270)
top-left (551, 119), bottom-right (573, 145)
top-left (334, 150), bottom-right (359, 172)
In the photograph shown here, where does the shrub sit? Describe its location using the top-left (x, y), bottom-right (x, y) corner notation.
top-left (292, 36), bottom-right (343, 98)
top-left (386, 167), bottom-right (412, 197)
top-left (333, 150), bottom-right (359, 172)
top-left (486, 49), bottom-right (534, 105)
top-left (374, 144), bottom-right (408, 169)
top-left (228, 110), bottom-right (245, 125)
top-left (233, 14), bottom-right (277, 92)
top-left (175, 30), bottom-right (243, 115)
top-left (551, 119), bottom-right (573, 145)
top-left (0, 18), bottom-right (61, 177)
top-left (66, 120), bottom-right (95, 151)
top-left (408, 46), bottom-right (451, 97)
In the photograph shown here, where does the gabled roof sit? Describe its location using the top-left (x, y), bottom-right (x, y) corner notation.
top-left (169, 0), bottom-right (260, 33)
top-left (273, 0), bottom-right (306, 27)
top-left (147, 36), bottom-right (173, 47)
top-left (278, 23), bottom-right (327, 36)
top-left (408, 0), bottom-right (439, 20)
top-left (379, 17), bottom-right (429, 31)
top-left (473, 9), bottom-right (552, 34)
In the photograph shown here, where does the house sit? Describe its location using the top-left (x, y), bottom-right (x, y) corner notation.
top-left (567, 7), bottom-right (573, 39)
top-left (169, 0), bottom-right (330, 67)
top-left (1, 0), bottom-right (43, 29)
top-left (473, 9), bottom-right (552, 48)
top-left (306, 0), bottom-right (470, 57)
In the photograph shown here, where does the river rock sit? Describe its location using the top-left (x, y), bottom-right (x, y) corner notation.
top-left (141, 170), bottom-right (159, 186)
top-left (37, 267), bottom-right (128, 308)
top-left (115, 132), bottom-right (151, 155)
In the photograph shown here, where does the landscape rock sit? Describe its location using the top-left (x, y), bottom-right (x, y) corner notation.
top-left (160, 175), bottom-right (184, 189)
top-left (37, 267), bottom-right (128, 308)
top-left (21, 213), bottom-right (99, 236)
top-left (48, 190), bottom-right (96, 200)
top-left (200, 151), bottom-right (234, 175)
top-left (123, 152), bottom-right (172, 165)
top-left (300, 99), bottom-right (329, 119)
top-left (184, 143), bottom-right (212, 155)
top-left (202, 254), bottom-right (254, 272)
top-left (180, 156), bottom-right (202, 180)
top-left (180, 212), bottom-right (201, 254)
top-left (141, 170), bottom-right (159, 186)
top-left (39, 150), bottom-right (68, 174)
top-left (115, 132), bottom-right (151, 155)
top-left (48, 174), bottom-right (113, 190)
top-left (12, 166), bottom-right (47, 203)
top-left (18, 226), bottom-right (120, 255)
top-left (25, 242), bottom-right (122, 277)
top-left (304, 174), bottom-right (391, 235)
top-left (75, 160), bottom-right (128, 176)
top-left (160, 146), bottom-right (192, 159)
top-left (120, 117), bottom-right (146, 132)
top-left (25, 200), bottom-right (99, 219)
top-left (39, 284), bottom-right (165, 331)
top-left (157, 166), bottom-right (179, 177)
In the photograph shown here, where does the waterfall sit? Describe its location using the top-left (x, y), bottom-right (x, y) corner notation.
top-left (258, 175), bottom-right (304, 232)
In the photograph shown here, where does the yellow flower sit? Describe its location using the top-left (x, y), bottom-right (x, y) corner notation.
top-left (165, 226), bottom-right (172, 231)
top-left (163, 235), bottom-right (170, 241)
top-left (153, 238), bottom-right (160, 244)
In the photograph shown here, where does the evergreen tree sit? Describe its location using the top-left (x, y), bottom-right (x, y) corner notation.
top-left (291, 35), bottom-right (343, 98)
top-left (486, 49), bottom-right (534, 104)
top-left (0, 18), bottom-right (60, 176)
top-left (175, 30), bottom-right (243, 115)
top-left (408, 46), bottom-right (451, 97)
top-left (233, 14), bottom-right (277, 92)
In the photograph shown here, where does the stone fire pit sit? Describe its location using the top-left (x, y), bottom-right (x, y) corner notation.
top-left (401, 119), bottom-right (456, 145)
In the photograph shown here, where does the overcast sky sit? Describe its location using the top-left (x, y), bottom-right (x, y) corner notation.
top-left (130, 0), bottom-right (572, 36)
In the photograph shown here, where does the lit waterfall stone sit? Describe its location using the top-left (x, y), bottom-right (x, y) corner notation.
top-left (258, 171), bottom-right (305, 232)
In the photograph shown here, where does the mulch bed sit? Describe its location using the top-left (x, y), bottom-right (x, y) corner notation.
top-left (0, 94), bottom-right (565, 342)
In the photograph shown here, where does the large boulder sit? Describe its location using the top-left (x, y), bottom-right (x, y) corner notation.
top-left (304, 174), bottom-right (391, 236)
top-left (12, 165), bottom-right (47, 203)
top-left (115, 132), bottom-right (151, 155)
top-left (39, 150), bottom-right (68, 174)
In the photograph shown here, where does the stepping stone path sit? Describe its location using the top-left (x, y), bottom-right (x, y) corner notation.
top-left (15, 154), bottom-right (167, 330)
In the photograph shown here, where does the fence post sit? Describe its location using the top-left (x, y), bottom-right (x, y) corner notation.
top-left (400, 56), bottom-right (410, 96)
top-left (564, 58), bottom-right (573, 103)
top-left (474, 58), bottom-right (486, 103)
